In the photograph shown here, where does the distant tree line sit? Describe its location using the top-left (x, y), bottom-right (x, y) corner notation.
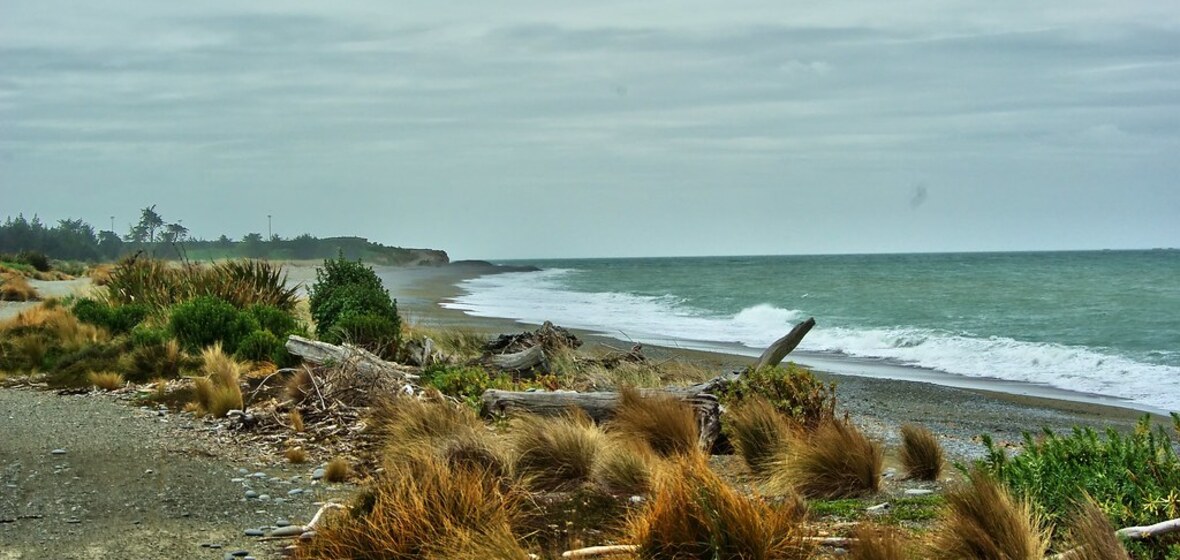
top-left (0, 206), bottom-right (447, 265)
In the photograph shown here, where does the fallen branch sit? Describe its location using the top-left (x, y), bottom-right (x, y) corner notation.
top-left (257, 502), bottom-right (346, 541)
top-left (1117, 517), bottom-right (1180, 539)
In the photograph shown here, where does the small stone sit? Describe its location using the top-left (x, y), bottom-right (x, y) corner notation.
top-left (144, 469), bottom-right (154, 474)
top-left (209, 544), bottom-right (223, 549)
top-left (252, 472), bottom-right (266, 479)
top-left (238, 468), bottom-right (249, 474)
top-left (258, 495), bottom-right (270, 501)
top-left (244, 490), bottom-right (259, 499)
top-left (268, 477), bottom-right (282, 483)
top-left (287, 488), bottom-right (304, 496)
top-left (245, 557), bottom-right (256, 560)
top-left (273, 498), bottom-right (285, 504)
top-left (230, 551), bottom-right (249, 557)
top-left (311, 469), bottom-right (325, 480)
top-left (65, 517), bottom-right (81, 524)
top-left (275, 519), bottom-right (291, 527)
top-left (904, 488), bottom-right (934, 496)
top-left (231, 478), bottom-right (244, 483)
top-left (629, 495), bottom-right (644, 504)
top-left (50, 449), bottom-right (67, 455)
top-left (244, 528), bottom-right (264, 537)
top-left (300, 531), bottom-right (316, 541)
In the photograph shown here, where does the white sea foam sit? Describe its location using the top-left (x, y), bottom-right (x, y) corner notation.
top-left (443, 269), bottom-right (1180, 411)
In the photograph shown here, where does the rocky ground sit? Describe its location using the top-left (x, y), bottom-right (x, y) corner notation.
top-left (0, 387), bottom-right (352, 560)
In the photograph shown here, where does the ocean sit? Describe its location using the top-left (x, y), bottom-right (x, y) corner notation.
top-left (441, 251), bottom-right (1180, 412)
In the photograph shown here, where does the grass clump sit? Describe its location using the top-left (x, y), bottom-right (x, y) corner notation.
top-left (190, 344), bottom-right (243, 417)
top-left (289, 409), bottom-right (305, 432)
top-left (849, 525), bottom-right (907, 560)
top-left (1062, 498), bottom-right (1130, 560)
top-left (899, 423), bottom-right (944, 481)
top-left (931, 470), bottom-right (1048, 560)
top-left (592, 439), bottom-right (658, 495)
top-left (624, 455), bottom-right (814, 560)
top-left (298, 454), bottom-right (527, 560)
top-left (722, 363), bottom-right (837, 431)
top-left (0, 273), bottom-right (38, 301)
top-left (511, 411), bottom-right (605, 491)
top-left (104, 257), bottom-right (298, 312)
top-left (978, 417), bottom-right (1180, 552)
top-left (87, 371), bottom-right (125, 390)
top-left (726, 395), bottom-right (797, 474)
top-left (286, 446), bottom-right (309, 464)
top-left (370, 394), bottom-right (485, 450)
top-left (121, 339), bottom-right (188, 383)
top-left (610, 387), bottom-right (699, 457)
top-left (324, 457), bottom-right (351, 482)
top-left (769, 419), bottom-right (883, 499)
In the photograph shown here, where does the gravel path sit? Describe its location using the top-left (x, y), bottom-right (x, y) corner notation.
top-left (0, 387), bottom-right (347, 560)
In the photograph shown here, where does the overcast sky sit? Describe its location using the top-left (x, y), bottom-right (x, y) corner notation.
top-left (2, 1), bottom-right (1178, 259)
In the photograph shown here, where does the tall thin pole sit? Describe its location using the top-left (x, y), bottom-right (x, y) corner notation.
top-left (110, 216), bottom-right (115, 232)
top-left (268, 214), bottom-right (272, 240)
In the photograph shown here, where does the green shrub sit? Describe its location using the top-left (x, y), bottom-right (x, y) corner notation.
top-left (422, 365), bottom-right (541, 408)
top-left (121, 340), bottom-right (190, 383)
top-left (324, 312), bottom-right (399, 358)
top-left (308, 256), bottom-right (399, 343)
top-left (168, 296), bottom-right (259, 353)
top-left (979, 418), bottom-right (1180, 557)
top-left (129, 325), bottom-right (169, 347)
top-left (247, 304), bottom-right (300, 337)
top-left (48, 341), bottom-right (124, 387)
top-left (16, 251), bottom-right (50, 272)
top-left (234, 330), bottom-right (285, 363)
top-left (721, 363), bottom-right (837, 431)
top-left (71, 298), bottom-right (149, 334)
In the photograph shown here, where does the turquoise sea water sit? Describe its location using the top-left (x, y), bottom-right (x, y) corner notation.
top-left (443, 251), bottom-right (1180, 411)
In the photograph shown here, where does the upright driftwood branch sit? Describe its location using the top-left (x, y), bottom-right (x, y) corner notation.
top-left (755, 317), bottom-right (816, 370)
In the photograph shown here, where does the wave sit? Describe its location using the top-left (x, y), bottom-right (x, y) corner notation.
top-left (443, 269), bottom-right (1180, 411)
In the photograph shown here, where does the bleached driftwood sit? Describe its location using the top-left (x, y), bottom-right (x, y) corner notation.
top-left (560, 537), bottom-right (852, 558)
top-left (490, 344), bottom-right (547, 371)
top-left (258, 502), bottom-right (346, 541)
top-left (285, 335), bottom-right (419, 380)
top-left (1116, 517), bottom-right (1180, 539)
top-left (754, 317), bottom-right (816, 370)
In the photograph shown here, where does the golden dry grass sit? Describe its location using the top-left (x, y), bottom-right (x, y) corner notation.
top-left (930, 471), bottom-right (1049, 560)
top-left (849, 525), bottom-right (907, 560)
top-left (284, 367), bottom-right (314, 402)
top-left (370, 394), bottom-right (484, 450)
top-left (0, 273), bottom-right (37, 301)
top-left (768, 419), bottom-right (883, 499)
top-left (286, 446), bottom-right (309, 464)
top-left (88, 264), bottom-right (115, 286)
top-left (726, 395), bottom-right (797, 474)
top-left (610, 387), bottom-right (700, 457)
top-left (324, 457), bottom-right (351, 482)
top-left (1062, 498), bottom-right (1130, 560)
top-left (189, 344), bottom-right (244, 417)
top-left (624, 454), bottom-right (814, 560)
top-left (592, 439), bottom-right (659, 495)
top-left (511, 410), bottom-right (605, 491)
top-left (87, 371), bottom-right (125, 390)
top-left (297, 453), bottom-right (528, 560)
top-left (900, 424), bottom-right (944, 481)
top-left (438, 432), bottom-right (514, 480)
top-left (0, 304), bottom-right (106, 351)
top-left (289, 409), bottom-right (305, 432)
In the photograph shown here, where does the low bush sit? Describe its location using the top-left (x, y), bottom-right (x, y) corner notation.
top-left (899, 424), bottom-right (944, 481)
top-left (323, 312), bottom-right (399, 358)
top-left (308, 256), bottom-right (400, 352)
top-left (726, 395), bottom-right (797, 474)
top-left (931, 470), bottom-right (1048, 560)
top-left (247, 304), bottom-right (302, 337)
top-left (610, 387), bottom-right (700, 458)
top-left (512, 411), bottom-right (605, 491)
top-left (625, 454), bottom-right (813, 560)
top-left (168, 296), bottom-right (259, 353)
top-left (71, 298), bottom-right (149, 334)
top-left (721, 364), bottom-right (837, 431)
top-left (15, 251), bottom-right (50, 272)
top-left (234, 330), bottom-right (284, 363)
top-left (768, 419), bottom-right (882, 499)
top-left (121, 339), bottom-right (188, 383)
top-left (44, 339), bottom-right (123, 387)
top-left (128, 325), bottom-right (169, 347)
top-left (979, 419), bottom-right (1180, 557)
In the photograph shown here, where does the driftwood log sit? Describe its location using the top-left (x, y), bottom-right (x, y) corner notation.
top-left (285, 335), bottom-right (419, 381)
top-left (480, 318), bottom-right (816, 452)
top-left (490, 344), bottom-right (548, 371)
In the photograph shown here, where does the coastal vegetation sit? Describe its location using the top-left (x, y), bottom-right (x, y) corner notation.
top-left (1, 254), bottom-right (1178, 558)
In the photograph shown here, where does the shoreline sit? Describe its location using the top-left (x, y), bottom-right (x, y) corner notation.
top-left (378, 262), bottom-right (1159, 458)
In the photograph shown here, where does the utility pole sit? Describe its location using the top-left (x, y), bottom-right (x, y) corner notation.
top-left (268, 214), bottom-right (273, 240)
top-left (110, 216), bottom-right (115, 232)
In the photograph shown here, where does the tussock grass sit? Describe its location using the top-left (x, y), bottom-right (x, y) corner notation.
top-left (285, 367), bottom-right (314, 402)
top-left (370, 394), bottom-right (484, 450)
top-left (900, 424), bottom-right (944, 481)
top-left (849, 525), bottom-right (907, 560)
top-left (439, 432), bottom-right (514, 480)
top-left (624, 454), bottom-right (814, 560)
top-left (611, 387), bottom-right (699, 457)
top-left (87, 371), bottom-right (124, 390)
top-left (121, 339), bottom-right (186, 383)
top-left (289, 409), bottom-right (305, 432)
top-left (0, 274), bottom-right (38, 301)
top-left (297, 454), bottom-right (527, 560)
top-left (592, 439), bottom-right (658, 495)
top-left (726, 395), bottom-right (797, 474)
top-left (324, 457), bottom-right (351, 482)
top-left (88, 264), bottom-right (115, 286)
top-left (104, 257), bottom-right (298, 311)
top-left (931, 471), bottom-right (1048, 560)
top-left (189, 344), bottom-right (243, 417)
top-left (1062, 498), bottom-right (1130, 560)
top-left (511, 410), bottom-right (605, 491)
top-left (769, 419), bottom-right (883, 499)
top-left (0, 305), bottom-right (106, 350)
top-left (286, 446), bottom-right (308, 464)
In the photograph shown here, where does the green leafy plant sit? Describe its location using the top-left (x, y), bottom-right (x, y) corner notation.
top-left (247, 303), bottom-right (301, 337)
top-left (979, 418), bottom-right (1180, 557)
top-left (71, 298), bottom-right (149, 334)
top-left (324, 312), bottom-right (399, 357)
top-left (721, 364), bottom-right (837, 431)
top-left (168, 296), bottom-right (259, 353)
top-left (308, 256), bottom-right (400, 353)
top-left (234, 330), bottom-right (284, 363)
